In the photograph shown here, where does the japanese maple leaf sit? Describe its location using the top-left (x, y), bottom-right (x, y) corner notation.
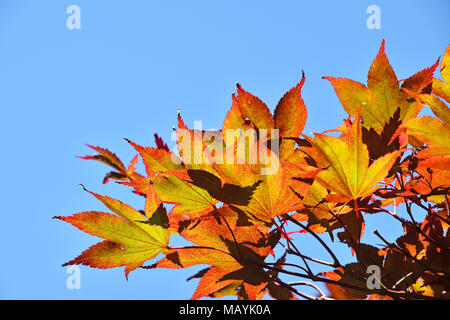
top-left (149, 206), bottom-right (289, 300)
top-left (208, 144), bottom-right (317, 223)
top-left (55, 187), bottom-right (170, 278)
top-left (399, 88), bottom-right (450, 202)
top-left (208, 78), bottom-right (315, 222)
top-left (153, 174), bottom-right (218, 218)
top-left (222, 75), bottom-right (307, 160)
top-left (432, 43), bottom-right (450, 103)
top-left (77, 133), bottom-right (176, 196)
top-left (126, 139), bottom-right (185, 175)
top-left (78, 144), bottom-right (139, 184)
top-left (322, 244), bottom-right (385, 300)
top-left (323, 40), bottom-right (438, 133)
top-left (222, 83), bottom-right (274, 134)
top-left (174, 114), bottom-right (224, 172)
top-left (400, 88), bottom-right (450, 154)
top-left (307, 112), bottom-right (401, 203)
top-left (378, 215), bottom-right (450, 298)
top-left (292, 180), bottom-right (352, 235)
top-left (117, 135), bottom-right (222, 218)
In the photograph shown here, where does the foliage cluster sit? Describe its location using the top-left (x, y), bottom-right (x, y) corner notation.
top-left (56, 41), bottom-right (450, 300)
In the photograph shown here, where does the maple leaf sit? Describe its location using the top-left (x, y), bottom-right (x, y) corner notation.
top-left (400, 88), bottom-right (450, 154)
top-left (55, 187), bottom-right (170, 278)
top-left (432, 44), bottom-right (450, 103)
top-left (223, 83), bottom-right (274, 133)
top-left (213, 80), bottom-right (315, 223)
top-left (154, 133), bottom-right (170, 151)
top-left (273, 72), bottom-right (308, 159)
top-left (324, 40), bottom-right (438, 133)
top-left (175, 169), bottom-right (262, 206)
top-left (265, 254), bottom-right (298, 300)
top-left (305, 111), bottom-right (402, 247)
top-left (307, 112), bottom-right (401, 202)
top-left (78, 144), bottom-right (126, 173)
top-left (126, 139), bottom-right (184, 175)
top-left (78, 144), bottom-right (132, 184)
top-left (292, 180), bottom-right (352, 235)
top-left (210, 147), bottom-right (313, 223)
top-left (223, 76), bottom-right (307, 158)
top-left (377, 214), bottom-right (450, 298)
top-left (322, 263), bottom-right (370, 300)
top-left (323, 245), bottom-right (386, 299)
top-left (149, 206), bottom-right (280, 299)
top-left (396, 87), bottom-right (450, 203)
top-left (361, 108), bottom-right (402, 161)
top-left (153, 174), bottom-right (218, 218)
top-left (409, 152), bottom-right (450, 200)
top-left (77, 144), bottom-right (151, 195)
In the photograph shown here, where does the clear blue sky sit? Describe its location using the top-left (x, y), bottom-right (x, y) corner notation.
top-left (0, 0), bottom-right (448, 299)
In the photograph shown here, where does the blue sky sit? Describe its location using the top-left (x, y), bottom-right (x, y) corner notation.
top-left (0, 1), bottom-right (448, 299)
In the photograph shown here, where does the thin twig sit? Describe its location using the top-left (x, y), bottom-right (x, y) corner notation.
top-left (265, 261), bottom-right (309, 274)
top-left (287, 281), bottom-right (332, 300)
top-left (392, 272), bottom-right (415, 289)
top-left (282, 214), bottom-right (342, 268)
top-left (445, 194), bottom-right (450, 218)
top-left (274, 218), bottom-right (314, 275)
top-left (286, 248), bottom-right (336, 267)
top-left (275, 278), bottom-right (326, 300)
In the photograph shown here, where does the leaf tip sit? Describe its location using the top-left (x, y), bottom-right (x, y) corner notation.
top-left (299, 69), bottom-right (306, 86)
top-left (79, 184), bottom-right (88, 192)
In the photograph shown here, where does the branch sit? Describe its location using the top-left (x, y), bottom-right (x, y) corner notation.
top-left (282, 214), bottom-right (342, 268)
top-left (274, 279), bottom-right (320, 300)
top-left (404, 198), bottom-right (450, 254)
top-left (260, 263), bottom-right (432, 300)
top-left (286, 248), bottom-right (336, 267)
top-left (287, 281), bottom-right (332, 300)
top-left (274, 218), bottom-right (314, 275)
top-left (373, 229), bottom-right (450, 286)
